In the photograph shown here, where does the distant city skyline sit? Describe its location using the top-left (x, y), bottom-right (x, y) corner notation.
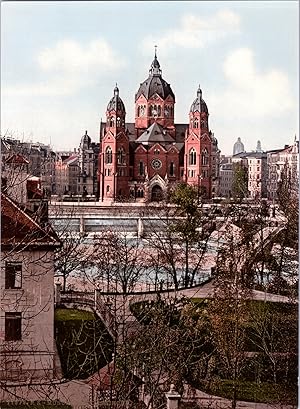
top-left (2, 1), bottom-right (298, 155)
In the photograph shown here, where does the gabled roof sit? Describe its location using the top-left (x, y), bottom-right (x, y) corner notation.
top-left (62, 154), bottom-right (79, 165)
top-left (1, 193), bottom-right (61, 250)
top-left (5, 153), bottom-right (29, 164)
top-left (136, 122), bottom-right (175, 144)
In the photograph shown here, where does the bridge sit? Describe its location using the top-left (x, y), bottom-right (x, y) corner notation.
top-left (48, 200), bottom-right (285, 237)
top-left (56, 279), bottom-right (292, 345)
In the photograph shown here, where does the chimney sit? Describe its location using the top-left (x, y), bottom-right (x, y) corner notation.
top-left (165, 384), bottom-right (181, 409)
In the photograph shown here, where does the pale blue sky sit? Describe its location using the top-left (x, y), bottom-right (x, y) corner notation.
top-left (1, 1), bottom-right (298, 155)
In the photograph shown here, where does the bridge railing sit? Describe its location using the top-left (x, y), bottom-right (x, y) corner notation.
top-left (59, 289), bottom-right (118, 339)
top-left (60, 290), bottom-right (95, 307)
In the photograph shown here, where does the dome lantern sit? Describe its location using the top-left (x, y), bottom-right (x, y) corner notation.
top-left (107, 84), bottom-right (126, 115)
top-left (135, 50), bottom-right (175, 102)
top-left (190, 86), bottom-right (208, 114)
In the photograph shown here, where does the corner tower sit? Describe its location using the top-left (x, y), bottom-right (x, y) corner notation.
top-left (99, 85), bottom-right (130, 202)
top-left (185, 86), bottom-right (213, 198)
top-left (135, 49), bottom-right (175, 137)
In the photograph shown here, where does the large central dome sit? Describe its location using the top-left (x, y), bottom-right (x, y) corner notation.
top-left (135, 54), bottom-right (175, 102)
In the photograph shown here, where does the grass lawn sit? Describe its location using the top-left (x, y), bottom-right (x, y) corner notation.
top-left (54, 308), bottom-right (95, 321)
top-left (200, 379), bottom-right (297, 404)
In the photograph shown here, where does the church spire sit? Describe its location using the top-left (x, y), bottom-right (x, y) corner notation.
top-left (149, 46), bottom-right (161, 76)
top-left (197, 84), bottom-right (202, 100)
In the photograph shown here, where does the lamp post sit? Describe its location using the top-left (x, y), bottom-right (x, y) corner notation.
top-left (134, 181), bottom-right (138, 202)
top-left (197, 174), bottom-right (203, 205)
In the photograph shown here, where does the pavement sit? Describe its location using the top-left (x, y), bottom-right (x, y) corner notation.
top-left (1, 378), bottom-right (296, 409)
top-left (182, 384), bottom-right (297, 409)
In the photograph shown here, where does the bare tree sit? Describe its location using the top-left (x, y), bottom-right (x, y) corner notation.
top-left (143, 183), bottom-right (215, 289)
top-left (90, 231), bottom-right (146, 294)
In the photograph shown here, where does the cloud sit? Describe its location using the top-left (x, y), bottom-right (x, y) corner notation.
top-left (210, 48), bottom-right (294, 118)
top-left (208, 47), bottom-right (297, 154)
top-left (3, 39), bottom-right (126, 97)
top-left (141, 9), bottom-right (240, 54)
top-left (37, 39), bottom-right (121, 74)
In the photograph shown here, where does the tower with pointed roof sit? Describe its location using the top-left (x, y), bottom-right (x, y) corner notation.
top-left (135, 49), bottom-right (175, 137)
top-left (99, 85), bottom-right (130, 201)
top-left (184, 86), bottom-right (213, 198)
top-left (78, 130), bottom-right (98, 196)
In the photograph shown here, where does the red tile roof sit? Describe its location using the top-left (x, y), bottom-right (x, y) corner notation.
top-left (1, 193), bottom-right (61, 250)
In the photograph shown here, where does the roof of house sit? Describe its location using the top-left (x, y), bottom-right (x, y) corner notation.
top-left (5, 153), bottom-right (29, 164)
top-left (233, 151), bottom-right (267, 159)
top-left (1, 193), bottom-right (61, 250)
top-left (62, 154), bottom-right (79, 165)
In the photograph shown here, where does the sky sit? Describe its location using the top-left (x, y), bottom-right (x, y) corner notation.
top-left (1, 1), bottom-right (299, 155)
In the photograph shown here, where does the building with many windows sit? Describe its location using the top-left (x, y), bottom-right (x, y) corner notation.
top-left (232, 148), bottom-right (268, 200)
top-left (0, 192), bottom-right (61, 381)
top-left (98, 52), bottom-right (219, 202)
top-left (267, 138), bottom-right (299, 201)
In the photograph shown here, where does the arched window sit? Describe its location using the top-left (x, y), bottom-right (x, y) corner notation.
top-left (201, 148), bottom-right (209, 166)
top-left (137, 189), bottom-right (144, 198)
top-left (116, 117), bottom-right (121, 127)
top-left (117, 147), bottom-right (125, 165)
top-left (139, 161), bottom-right (144, 176)
top-left (137, 106), bottom-right (140, 117)
top-left (139, 105), bottom-right (145, 117)
top-left (189, 148), bottom-right (197, 166)
top-left (193, 118), bottom-right (199, 129)
top-left (170, 162), bottom-right (175, 176)
top-left (109, 116), bottom-right (115, 127)
top-left (105, 146), bottom-right (113, 164)
top-left (158, 105), bottom-right (161, 116)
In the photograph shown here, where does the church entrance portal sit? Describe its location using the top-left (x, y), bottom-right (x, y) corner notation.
top-left (151, 185), bottom-right (163, 202)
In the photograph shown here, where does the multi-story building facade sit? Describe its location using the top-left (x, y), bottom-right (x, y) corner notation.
top-left (55, 153), bottom-right (79, 196)
top-left (78, 131), bottom-right (100, 197)
top-left (1, 192), bottom-right (61, 381)
top-left (267, 138), bottom-right (299, 201)
top-left (0, 138), bottom-right (57, 196)
top-left (232, 149), bottom-right (268, 200)
top-left (98, 52), bottom-right (219, 203)
top-left (246, 151), bottom-right (268, 199)
top-left (1, 153), bottom-right (30, 205)
top-left (218, 160), bottom-right (233, 198)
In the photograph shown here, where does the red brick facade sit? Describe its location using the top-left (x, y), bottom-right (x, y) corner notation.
top-left (98, 54), bottom-right (218, 202)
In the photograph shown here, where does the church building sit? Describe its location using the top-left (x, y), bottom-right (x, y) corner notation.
top-left (98, 51), bottom-right (219, 202)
